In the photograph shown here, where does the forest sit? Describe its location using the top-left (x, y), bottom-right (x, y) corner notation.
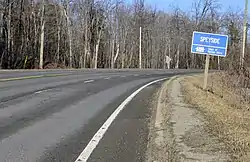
top-left (0, 0), bottom-right (249, 70)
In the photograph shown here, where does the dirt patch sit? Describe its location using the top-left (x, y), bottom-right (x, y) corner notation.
top-left (146, 77), bottom-right (177, 162)
top-left (147, 77), bottom-right (230, 162)
top-left (182, 73), bottom-right (250, 161)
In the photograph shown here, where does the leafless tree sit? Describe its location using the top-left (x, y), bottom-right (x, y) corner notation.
top-left (0, 0), bottom-right (248, 70)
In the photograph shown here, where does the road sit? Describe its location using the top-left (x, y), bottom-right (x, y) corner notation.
top-left (0, 69), bottom-right (198, 162)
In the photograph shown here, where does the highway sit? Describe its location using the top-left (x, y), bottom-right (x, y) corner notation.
top-left (0, 69), bottom-right (198, 162)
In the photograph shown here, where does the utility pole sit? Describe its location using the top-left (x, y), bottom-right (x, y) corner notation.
top-left (139, 27), bottom-right (142, 69)
top-left (241, 0), bottom-right (248, 68)
top-left (39, 0), bottom-right (45, 69)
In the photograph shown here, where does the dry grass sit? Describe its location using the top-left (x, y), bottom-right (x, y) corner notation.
top-left (182, 73), bottom-right (250, 161)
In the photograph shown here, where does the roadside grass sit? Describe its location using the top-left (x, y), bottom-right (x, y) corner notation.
top-left (182, 73), bottom-right (250, 161)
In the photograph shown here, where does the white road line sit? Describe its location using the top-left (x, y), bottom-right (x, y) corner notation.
top-left (84, 80), bottom-right (94, 83)
top-left (75, 77), bottom-right (169, 162)
top-left (133, 74), bottom-right (139, 76)
top-left (35, 90), bottom-right (44, 94)
top-left (120, 76), bottom-right (126, 78)
top-left (104, 77), bottom-right (111, 80)
top-left (34, 89), bottom-right (50, 94)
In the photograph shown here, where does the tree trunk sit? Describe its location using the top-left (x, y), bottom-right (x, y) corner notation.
top-left (67, 20), bottom-right (73, 68)
top-left (94, 30), bottom-right (102, 69)
top-left (121, 51), bottom-right (125, 69)
top-left (0, 8), bottom-right (4, 68)
top-left (168, 43), bottom-right (171, 69)
top-left (164, 45), bottom-right (168, 69)
top-left (146, 34), bottom-right (149, 68)
top-left (31, 0), bottom-right (38, 68)
top-left (83, 6), bottom-right (88, 68)
top-left (0, 51), bottom-right (4, 69)
top-left (128, 45), bottom-right (134, 68)
top-left (175, 43), bottom-right (180, 69)
top-left (56, 6), bottom-right (62, 64)
top-left (185, 41), bottom-right (189, 68)
top-left (0, 11), bottom-right (3, 68)
top-left (113, 43), bottom-right (120, 65)
top-left (7, 1), bottom-right (11, 68)
top-left (57, 27), bottom-right (60, 63)
top-left (0, 12), bottom-right (2, 37)
top-left (121, 36), bottom-right (126, 69)
top-left (65, 1), bottom-right (73, 68)
top-left (111, 38), bottom-right (115, 69)
top-left (139, 27), bottom-right (142, 69)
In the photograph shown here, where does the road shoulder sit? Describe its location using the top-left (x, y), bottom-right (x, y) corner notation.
top-left (147, 76), bottom-right (230, 162)
top-left (86, 80), bottom-right (163, 162)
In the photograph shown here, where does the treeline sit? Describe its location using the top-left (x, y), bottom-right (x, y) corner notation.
top-left (0, 0), bottom-right (249, 69)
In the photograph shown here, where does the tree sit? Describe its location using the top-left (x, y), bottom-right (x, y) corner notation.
top-left (0, 0), bottom-right (248, 70)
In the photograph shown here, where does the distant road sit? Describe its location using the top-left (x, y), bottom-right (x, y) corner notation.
top-left (0, 69), bottom-right (200, 162)
top-left (0, 69), bottom-right (200, 80)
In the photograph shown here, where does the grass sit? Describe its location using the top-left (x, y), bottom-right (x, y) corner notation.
top-left (182, 73), bottom-right (250, 161)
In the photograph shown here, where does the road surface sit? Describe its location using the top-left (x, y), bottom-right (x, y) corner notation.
top-left (0, 69), bottom-right (198, 162)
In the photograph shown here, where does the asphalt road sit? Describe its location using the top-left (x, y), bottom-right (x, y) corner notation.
top-left (0, 69), bottom-right (199, 162)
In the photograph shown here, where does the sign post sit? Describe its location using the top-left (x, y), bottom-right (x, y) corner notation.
top-left (191, 31), bottom-right (228, 90)
top-left (203, 55), bottom-right (210, 90)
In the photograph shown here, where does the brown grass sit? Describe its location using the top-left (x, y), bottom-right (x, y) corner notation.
top-left (182, 73), bottom-right (250, 161)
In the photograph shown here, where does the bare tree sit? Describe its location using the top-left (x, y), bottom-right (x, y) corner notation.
top-left (0, 0), bottom-right (248, 70)
top-left (64, 0), bottom-right (73, 68)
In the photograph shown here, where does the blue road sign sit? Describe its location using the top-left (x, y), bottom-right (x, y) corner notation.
top-left (191, 31), bottom-right (229, 57)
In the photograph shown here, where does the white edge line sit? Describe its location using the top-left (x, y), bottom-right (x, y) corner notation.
top-left (84, 80), bottom-right (94, 83)
top-left (104, 77), bottom-right (111, 80)
top-left (75, 77), bottom-right (169, 162)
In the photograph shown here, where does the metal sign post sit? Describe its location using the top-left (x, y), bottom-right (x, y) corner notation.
top-left (191, 31), bottom-right (229, 90)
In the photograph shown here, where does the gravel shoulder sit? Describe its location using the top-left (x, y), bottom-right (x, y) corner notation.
top-left (147, 76), bottom-right (230, 162)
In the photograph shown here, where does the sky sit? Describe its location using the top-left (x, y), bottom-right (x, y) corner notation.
top-left (127, 0), bottom-right (247, 13)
